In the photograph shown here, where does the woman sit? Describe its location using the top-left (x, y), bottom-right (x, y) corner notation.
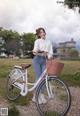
top-left (32, 27), bottom-right (53, 104)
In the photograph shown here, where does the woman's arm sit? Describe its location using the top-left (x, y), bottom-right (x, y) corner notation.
top-left (32, 40), bottom-right (39, 54)
top-left (32, 50), bottom-right (48, 57)
top-left (32, 51), bottom-right (37, 55)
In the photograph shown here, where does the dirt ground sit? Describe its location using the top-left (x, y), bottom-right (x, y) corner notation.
top-left (0, 87), bottom-right (80, 116)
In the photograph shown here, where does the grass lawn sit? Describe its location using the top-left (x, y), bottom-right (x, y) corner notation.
top-left (0, 58), bottom-right (80, 105)
top-left (0, 58), bottom-right (35, 105)
top-left (61, 60), bottom-right (80, 86)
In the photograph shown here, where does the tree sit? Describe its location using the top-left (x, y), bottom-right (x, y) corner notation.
top-left (22, 33), bottom-right (36, 53)
top-left (0, 28), bottom-right (36, 57)
top-left (0, 27), bottom-right (3, 31)
top-left (64, 0), bottom-right (80, 10)
top-left (57, 0), bottom-right (80, 13)
top-left (68, 48), bottom-right (79, 57)
top-left (0, 29), bottom-right (20, 56)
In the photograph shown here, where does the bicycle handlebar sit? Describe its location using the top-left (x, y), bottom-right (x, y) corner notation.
top-left (29, 50), bottom-right (59, 58)
top-left (33, 51), bottom-right (48, 57)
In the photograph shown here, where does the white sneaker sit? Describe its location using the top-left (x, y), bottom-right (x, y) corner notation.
top-left (32, 95), bottom-right (36, 102)
top-left (40, 93), bottom-right (47, 104)
top-left (38, 97), bottom-right (43, 104)
top-left (32, 95), bottom-right (43, 104)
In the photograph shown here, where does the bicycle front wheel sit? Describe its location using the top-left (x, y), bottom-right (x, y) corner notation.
top-left (36, 77), bottom-right (71, 116)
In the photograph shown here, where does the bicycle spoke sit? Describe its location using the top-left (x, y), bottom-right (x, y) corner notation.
top-left (6, 68), bottom-right (22, 100)
top-left (36, 77), bottom-right (71, 116)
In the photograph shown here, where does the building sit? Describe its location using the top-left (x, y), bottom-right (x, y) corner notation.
top-left (57, 38), bottom-right (76, 58)
top-left (76, 40), bottom-right (80, 57)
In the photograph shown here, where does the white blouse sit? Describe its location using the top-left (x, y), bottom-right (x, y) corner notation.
top-left (33, 38), bottom-right (53, 58)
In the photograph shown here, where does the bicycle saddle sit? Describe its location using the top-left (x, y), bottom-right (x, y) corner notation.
top-left (21, 64), bottom-right (31, 69)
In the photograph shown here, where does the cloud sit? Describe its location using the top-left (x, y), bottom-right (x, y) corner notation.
top-left (0, 0), bottom-right (80, 42)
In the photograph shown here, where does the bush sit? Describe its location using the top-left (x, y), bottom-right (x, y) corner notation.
top-left (61, 72), bottom-right (80, 86)
top-left (8, 104), bottom-right (20, 116)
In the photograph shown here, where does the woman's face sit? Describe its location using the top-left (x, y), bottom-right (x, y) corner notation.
top-left (39, 29), bottom-right (46, 39)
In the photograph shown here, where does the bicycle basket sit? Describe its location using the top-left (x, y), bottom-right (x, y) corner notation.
top-left (46, 59), bottom-right (64, 76)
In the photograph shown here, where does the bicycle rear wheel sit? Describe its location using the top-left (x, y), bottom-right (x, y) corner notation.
top-left (6, 69), bottom-right (21, 101)
top-left (36, 77), bottom-right (71, 116)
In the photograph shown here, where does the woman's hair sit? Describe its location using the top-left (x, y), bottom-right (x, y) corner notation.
top-left (36, 27), bottom-right (46, 38)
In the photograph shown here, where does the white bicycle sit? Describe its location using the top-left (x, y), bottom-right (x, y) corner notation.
top-left (6, 53), bottom-right (71, 116)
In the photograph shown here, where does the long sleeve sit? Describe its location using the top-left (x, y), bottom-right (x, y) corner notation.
top-left (48, 41), bottom-right (53, 59)
top-left (33, 40), bottom-right (39, 52)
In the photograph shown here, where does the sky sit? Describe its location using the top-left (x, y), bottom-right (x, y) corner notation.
top-left (0, 0), bottom-right (80, 44)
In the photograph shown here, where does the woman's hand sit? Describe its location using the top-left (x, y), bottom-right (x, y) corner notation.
top-left (32, 50), bottom-right (37, 55)
top-left (43, 51), bottom-right (48, 57)
top-left (32, 50), bottom-right (48, 57)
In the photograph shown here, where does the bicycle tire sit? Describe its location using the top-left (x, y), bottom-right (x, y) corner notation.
top-left (6, 75), bottom-right (21, 101)
top-left (36, 76), bottom-right (71, 116)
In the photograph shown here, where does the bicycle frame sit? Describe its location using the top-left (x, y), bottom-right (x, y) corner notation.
top-left (28, 69), bottom-right (47, 92)
top-left (12, 66), bottom-right (48, 96)
top-left (7, 60), bottom-right (71, 116)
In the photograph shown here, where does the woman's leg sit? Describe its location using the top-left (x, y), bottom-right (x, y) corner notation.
top-left (41, 63), bottom-right (46, 73)
top-left (40, 58), bottom-right (46, 91)
top-left (32, 56), bottom-right (42, 79)
top-left (39, 58), bottom-right (47, 103)
top-left (32, 56), bottom-right (46, 103)
top-left (41, 57), bottom-right (46, 73)
top-left (32, 56), bottom-right (43, 103)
